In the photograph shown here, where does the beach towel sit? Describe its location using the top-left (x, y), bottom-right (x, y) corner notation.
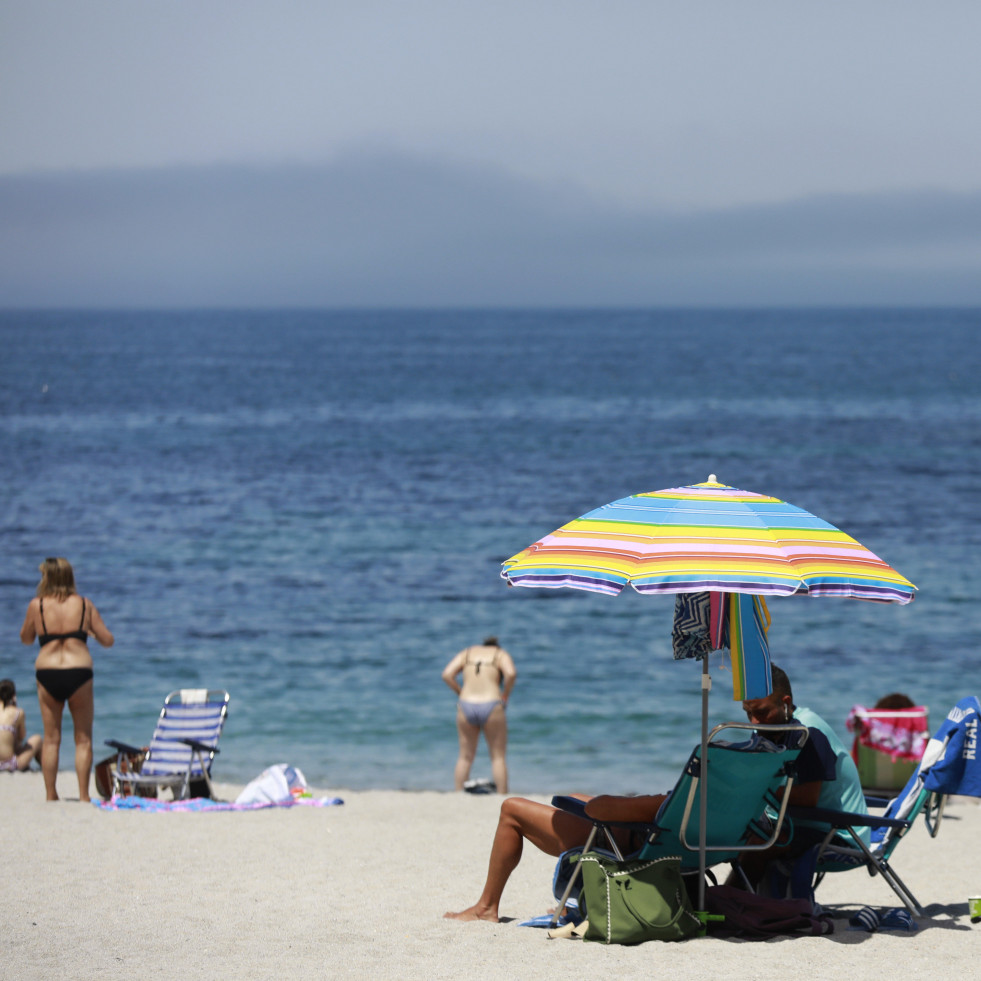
top-left (921, 695), bottom-right (981, 798)
top-left (727, 593), bottom-right (771, 701)
top-left (671, 592), bottom-right (713, 660)
top-left (93, 794), bottom-right (343, 812)
top-left (846, 706), bottom-right (929, 762)
top-left (709, 591), bottom-right (728, 649)
top-left (673, 591), bottom-right (771, 700)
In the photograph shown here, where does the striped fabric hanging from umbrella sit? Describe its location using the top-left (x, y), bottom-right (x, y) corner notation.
top-left (674, 590), bottom-right (773, 701)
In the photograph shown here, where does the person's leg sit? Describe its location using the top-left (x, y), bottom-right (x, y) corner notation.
top-left (36, 684), bottom-right (64, 801)
top-left (729, 826), bottom-right (826, 891)
top-left (482, 704), bottom-right (508, 794)
top-left (16, 734), bottom-right (42, 771)
top-left (67, 679), bottom-right (94, 802)
top-left (454, 706), bottom-right (480, 790)
top-left (444, 796), bottom-right (594, 922)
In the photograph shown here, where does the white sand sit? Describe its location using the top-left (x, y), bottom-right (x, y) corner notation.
top-left (3, 771), bottom-right (980, 980)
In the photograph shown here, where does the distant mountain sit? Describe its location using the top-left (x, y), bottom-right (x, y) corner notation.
top-left (2, 153), bottom-right (980, 306)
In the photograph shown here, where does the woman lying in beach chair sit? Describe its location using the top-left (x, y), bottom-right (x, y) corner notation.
top-left (549, 721), bottom-right (813, 920)
top-left (447, 662), bottom-right (872, 924)
top-left (444, 720), bottom-right (809, 923)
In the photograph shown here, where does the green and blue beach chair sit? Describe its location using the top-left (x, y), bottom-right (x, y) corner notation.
top-left (550, 720), bottom-right (809, 924)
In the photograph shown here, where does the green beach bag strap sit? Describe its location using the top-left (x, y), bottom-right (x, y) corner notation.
top-left (575, 852), bottom-right (702, 944)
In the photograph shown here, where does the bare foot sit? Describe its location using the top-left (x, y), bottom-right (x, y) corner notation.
top-left (444, 905), bottom-right (500, 922)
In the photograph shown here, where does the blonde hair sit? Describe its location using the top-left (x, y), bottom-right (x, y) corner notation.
top-left (37, 557), bottom-right (77, 600)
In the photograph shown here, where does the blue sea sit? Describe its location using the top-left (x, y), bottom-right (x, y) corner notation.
top-left (1, 308), bottom-right (979, 794)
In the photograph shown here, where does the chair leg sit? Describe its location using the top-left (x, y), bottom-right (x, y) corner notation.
top-left (841, 829), bottom-right (924, 917)
top-left (726, 860), bottom-right (754, 891)
top-left (190, 749), bottom-right (215, 799)
top-left (198, 754), bottom-right (215, 799)
top-left (599, 825), bottom-right (624, 861)
top-left (925, 793), bottom-right (947, 838)
top-left (177, 750), bottom-right (215, 800)
top-left (549, 826), bottom-right (598, 930)
top-left (872, 858), bottom-right (924, 917)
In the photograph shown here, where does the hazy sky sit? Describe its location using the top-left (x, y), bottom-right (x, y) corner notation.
top-left (3, 1), bottom-right (981, 306)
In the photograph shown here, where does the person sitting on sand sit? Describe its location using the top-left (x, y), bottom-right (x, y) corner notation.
top-left (442, 637), bottom-right (517, 794)
top-left (444, 664), bottom-right (861, 921)
top-left (0, 679), bottom-right (42, 772)
top-left (20, 557), bottom-right (114, 802)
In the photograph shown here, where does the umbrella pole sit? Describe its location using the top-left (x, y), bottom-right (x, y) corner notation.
top-left (699, 655), bottom-right (710, 911)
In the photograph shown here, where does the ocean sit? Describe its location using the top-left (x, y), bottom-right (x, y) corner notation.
top-left (1, 308), bottom-right (979, 794)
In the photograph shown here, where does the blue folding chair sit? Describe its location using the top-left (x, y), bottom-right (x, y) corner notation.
top-left (788, 695), bottom-right (981, 916)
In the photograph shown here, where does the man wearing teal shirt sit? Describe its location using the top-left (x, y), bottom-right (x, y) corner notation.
top-left (738, 664), bottom-right (869, 888)
top-left (792, 703), bottom-right (870, 846)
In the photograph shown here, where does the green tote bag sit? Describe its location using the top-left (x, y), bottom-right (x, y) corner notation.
top-left (575, 852), bottom-right (702, 944)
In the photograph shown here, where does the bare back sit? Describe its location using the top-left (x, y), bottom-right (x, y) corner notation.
top-left (459, 645), bottom-right (513, 702)
top-left (0, 704), bottom-right (23, 759)
top-left (22, 594), bottom-right (113, 670)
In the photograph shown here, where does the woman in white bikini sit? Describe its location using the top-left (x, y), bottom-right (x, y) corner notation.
top-left (0, 679), bottom-right (42, 772)
top-left (441, 636), bottom-right (517, 793)
top-left (19, 557), bottom-right (114, 802)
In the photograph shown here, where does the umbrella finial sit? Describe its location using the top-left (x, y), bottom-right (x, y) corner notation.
top-left (708, 474), bottom-right (717, 483)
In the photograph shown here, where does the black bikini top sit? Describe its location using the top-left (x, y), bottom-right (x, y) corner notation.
top-left (38, 597), bottom-right (88, 647)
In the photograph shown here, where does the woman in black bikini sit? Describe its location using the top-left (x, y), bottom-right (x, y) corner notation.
top-left (19, 557), bottom-right (114, 802)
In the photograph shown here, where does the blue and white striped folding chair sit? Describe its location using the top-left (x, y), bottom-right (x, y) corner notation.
top-left (789, 696), bottom-right (981, 916)
top-left (106, 689), bottom-right (230, 800)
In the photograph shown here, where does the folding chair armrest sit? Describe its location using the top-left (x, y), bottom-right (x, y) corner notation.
top-left (550, 795), bottom-right (657, 836)
top-left (552, 795), bottom-right (589, 818)
top-left (863, 795), bottom-right (891, 808)
top-left (177, 737), bottom-right (219, 754)
top-left (105, 738), bottom-right (143, 755)
top-left (787, 804), bottom-right (912, 832)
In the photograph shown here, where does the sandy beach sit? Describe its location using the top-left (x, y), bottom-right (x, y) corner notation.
top-left (3, 771), bottom-right (980, 980)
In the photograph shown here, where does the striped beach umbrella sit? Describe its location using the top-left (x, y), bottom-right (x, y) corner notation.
top-left (501, 476), bottom-right (916, 905)
top-left (501, 476), bottom-right (916, 605)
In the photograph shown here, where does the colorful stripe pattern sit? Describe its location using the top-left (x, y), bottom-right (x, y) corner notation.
top-left (501, 479), bottom-right (916, 604)
top-left (674, 590), bottom-right (772, 700)
top-left (92, 794), bottom-right (344, 812)
top-left (728, 594), bottom-right (772, 701)
top-left (140, 700), bottom-right (228, 779)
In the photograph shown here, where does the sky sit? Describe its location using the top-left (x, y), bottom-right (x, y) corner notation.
top-left (2, 0), bottom-right (981, 307)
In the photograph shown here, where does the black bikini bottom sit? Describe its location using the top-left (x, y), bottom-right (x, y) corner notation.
top-left (36, 667), bottom-right (94, 703)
